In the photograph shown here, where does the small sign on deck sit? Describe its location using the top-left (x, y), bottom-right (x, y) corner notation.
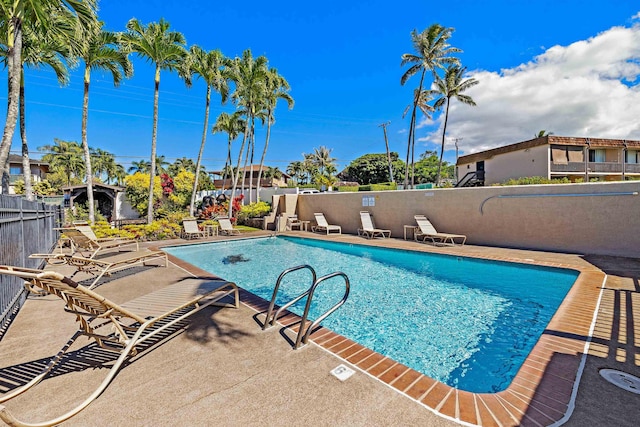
top-left (331, 364), bottom-right (355, 381)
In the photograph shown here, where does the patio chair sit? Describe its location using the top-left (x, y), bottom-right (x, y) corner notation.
top-left (182, 218), bottom-right (206, 240)
top-left (358, 211), bottom-right (391, 239)
top-left (218, 217), bottom-right (241, 236)
top-left (311, 212), bottom-right (341, 235)
top-left (0, 265), bottom-right (239, 427)
top-left (285, 215), bottom-right (302, 231)
top-left (414, 215), bottom-right (466, 246)
top-left (62, 228), bottom-right (139, 259)
top-left (29, 249), bottom-right (168, 289)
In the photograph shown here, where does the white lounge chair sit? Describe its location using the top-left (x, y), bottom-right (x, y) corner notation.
top-left (312, 213), bottom-right (341, 235)
top-left (414, 215), bottom-right (466, 246)
top-left (358, 211), bottom-right (391, 239)
top-left (286, 215), bottom-right (303, 231)
top-left (218, 217), bottom-right (241, 235)
top-left (61, 228), bottom-right (139, 259)
top-left (0, 265), bottom-right (238, 427)
top-left (182, 218), bottom-right (206, 240)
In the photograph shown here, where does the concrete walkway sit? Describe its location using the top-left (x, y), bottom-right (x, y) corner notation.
top-left (0, 232), bottom-right (638, 426)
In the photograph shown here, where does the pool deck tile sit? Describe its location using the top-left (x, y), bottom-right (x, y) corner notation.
top-left (405, 375), bottom-right (436, 400)
top-left (457, 390), bottom-right (478, 425)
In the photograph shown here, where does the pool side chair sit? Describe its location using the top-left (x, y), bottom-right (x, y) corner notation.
top-left (218, 217), bottom-right (241, 236)
top-left (358, 211), bottom-right (391, 239)
top-left (312, 213), bottom-right (341, 235)
top-left (29, 249), bottom-right (168, 289)
top-left (0, 265), bottom-right (239, 427)
top-left (414, 215), bottom-right (466, 246)
top-left (285, 215), bottom-right (303, 231)
top-left (182, 218), bottom-right (206, 240)
top-left (62, 228), bottom-right (139, 259)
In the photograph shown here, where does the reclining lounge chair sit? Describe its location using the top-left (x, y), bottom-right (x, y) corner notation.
top-left (218, 217), bottom-right (241, 236)
top-left (0, 265), bottom-right (239, 427)
top-left (62, 228), bottom-right (139, 259)
top-left (358, 211), bottom-right (391, 239)
top-left (312, 213), bottom-right (341, 235)
top-left (182, 218), bottom-right (206, 240)
top-left (29, 249), bottom-right (168, 289)
top-left (414, 215), bottom-right (466, 246)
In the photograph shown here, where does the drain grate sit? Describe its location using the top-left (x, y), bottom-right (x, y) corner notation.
top-left (599, 369), bottom-right (640, 394)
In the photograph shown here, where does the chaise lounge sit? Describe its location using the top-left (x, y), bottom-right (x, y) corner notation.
top-left (358, 211), bottom-right (391, 239)
top-left (414, 215), bottom-right (466, 246)
top-left (218, 217), bottom-right (241, 236)
top-left (312, 213), bottom-right (342, 235)
top-left (61, 228), bottom-right (139, 258)
top-left (0, 265), bottom-right (239, 427)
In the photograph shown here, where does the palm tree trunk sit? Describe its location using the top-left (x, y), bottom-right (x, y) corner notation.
top-left (190, 85), bottom-right (211, 216)
top-left (436, 98), bottom-right (451, 187)
top-left (255, 111), bottom-right (272, 203)
top-left (229, 121), bottom-right (250, 217)
top-left (82, 65), bottom-right (95, 225)
top-left (19, 65), bottom-right (33, 201)
top-left (220, 136), bottom-right (232, 192)
top-left (147, 67), bottom-right (160, 224)
top-left (0, 20), bottom-right (23, 194)
top-left (404, 70), bottom-right (425, 190)
top-left (241, 131), bottom-right (251, 203)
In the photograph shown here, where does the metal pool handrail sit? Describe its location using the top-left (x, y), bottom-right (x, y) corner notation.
top-left (294, 271), bottom-right (350, 349)
top-left (262, 264), bottom-right (317, 330)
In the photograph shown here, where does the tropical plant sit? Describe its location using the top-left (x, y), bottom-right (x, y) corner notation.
top-left (536, 130), bottom-right (554, 138)
top-left (255, 67), bottom-right (293, 201)
top-left (400, 24), bottom-right (460, 188)
top-left (432, 65), bottom-right (478, 186)
top-left (128, 159), bottom-right (150, 174)
top-left (0, 0), bottom-right (97, 194)
top-left (339, 152), bottom-right (405, 185)
top-left (310, 146), bottom-right (336, 178)
top-left (286, 160), bottom-right (305, 184)
top-left (123, 172), bottom-right (162, 216)
top-left (212, 111), bottom-right (245, 191)
top-left (227, 49), bottom-right (268, 216)
top-left (183, 45), bottom-right (229, 216)
top-left (39, 139), bottom-right (85, 186)
top-left (78, 21), bottom-right (132, 224)
top-left (168, 157), bottom-right (196, 175)
top-left (122, 18), bottom-right (187, 223)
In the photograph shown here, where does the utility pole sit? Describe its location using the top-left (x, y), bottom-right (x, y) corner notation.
top-left (379, 121), bottom-right (394, 183)
top-left (451, 138), bottom-right (463, 182)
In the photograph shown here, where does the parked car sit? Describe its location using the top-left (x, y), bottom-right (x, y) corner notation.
top-left (299, 189), bottom-right (320, 194)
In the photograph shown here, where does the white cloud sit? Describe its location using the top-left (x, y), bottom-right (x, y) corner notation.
top-left (417, 19), bottom-right (640, 156)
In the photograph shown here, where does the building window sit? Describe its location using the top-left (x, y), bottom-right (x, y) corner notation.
top-left (626, 150), bottom-right (639, 164)
top-left (588, 149), bottom-right (606, 163)
top-left (9, 166), bottom-right (21, 175)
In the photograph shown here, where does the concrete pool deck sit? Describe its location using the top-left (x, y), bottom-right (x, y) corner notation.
top-left (0, 231), bottom-right (638, 426)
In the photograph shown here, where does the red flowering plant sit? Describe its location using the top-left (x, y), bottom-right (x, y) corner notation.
top-left (160, 173), bottom-right (174, 196)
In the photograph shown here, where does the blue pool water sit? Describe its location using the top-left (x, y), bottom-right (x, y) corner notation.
top-left (165, 236), bottom-right (578, 393)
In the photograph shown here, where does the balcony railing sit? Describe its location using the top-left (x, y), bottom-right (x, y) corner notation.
top-left (549, 162), bottom-right (586, 173)
top-left (625, 164), bottom-right (640, 174)
top-left (588, 162), bottom-right (623, 173)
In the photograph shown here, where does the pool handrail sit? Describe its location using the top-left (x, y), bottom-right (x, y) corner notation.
top-left (263, 264), bottom-right (317, 330)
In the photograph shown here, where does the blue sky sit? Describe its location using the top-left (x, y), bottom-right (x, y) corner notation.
top-left (3, 0), bottom-right (640, 173)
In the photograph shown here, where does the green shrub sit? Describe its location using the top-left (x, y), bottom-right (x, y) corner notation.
top-left (236, 202), bottom-right (272, 225)
top-left (494, 176), bottom-right (579, 186)
top-left (337, 186), bottom-right (359, 192)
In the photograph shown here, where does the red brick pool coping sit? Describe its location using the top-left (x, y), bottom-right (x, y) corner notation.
top-left (165, 237), bottom-right (605, 427)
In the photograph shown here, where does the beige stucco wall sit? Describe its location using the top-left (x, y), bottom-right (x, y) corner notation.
top-left (484, 144), bottom-right (550, 184)
top-left (295, 181), bottom-right (640, 258)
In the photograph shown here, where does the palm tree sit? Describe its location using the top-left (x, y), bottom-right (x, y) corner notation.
top-left (432, 65), bottom-right (478, 186)
top-left (0, 0), bottom-right (97, 194)
top-left (255, 68), bottom-right (293, 202)
top-left (212, 111), bottom-right (245, 191)
top-left (112, 164), bottom-right (127, 186)
top-left (169, 157), bottom-right (197, 175)
top-left (286, 160), bottom-right (304, 185)
top-left (228, 49), bottom-right (268, 217)
top-left (311, 146), bottom-right (336, 180)
top-left (122, 18), bottom-right (187, 223)
top-left (128, 159), bottom-right (150, 174)
top-left (400, 24), bottom-right (460, 189)
top-left (79, 22), bottom-right (132, 224)
top-left (39, 139), bottom-right (84, 186)
top-left (6, 18), bottom-right (70, 201)
top-left (184, 45), bottom-right (228, 216)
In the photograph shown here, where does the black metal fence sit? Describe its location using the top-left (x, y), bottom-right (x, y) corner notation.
top-left (0, 194), bottom-right (62, 334)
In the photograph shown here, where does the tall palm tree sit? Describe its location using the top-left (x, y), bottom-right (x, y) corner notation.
top-left (122, 18), bottom-right (187, 223)
top-left (79, 22), bottom-right (132, 224)
top-left (5, 18), bottom-right (70, 201)
top-left (0, 0), bottom-right (97, 194)
top-left (311, 146), bottom-right (336, 178)
top-left (432, 65), bottom-right (478, 186)
top-left (400, 24), bottom-right (460, 189)
top-left (286, 160), bottom-right (304, 185)
top-left (112, 163), bottom-right (127, 186)
top-left (212, 111), bottom-right (245, 191)
top-left (255, 68), bottom-right (293, 202)
top-left (169, 157), bottom-right (197, 175)
top-left (39, 139), bottom-right (84, 186)
top-left (184, 45), bottom-right (229, 216)
top-left (228, 49), bottom-right (268, 217)
top-left (91, 147), bottom-right (117, 181)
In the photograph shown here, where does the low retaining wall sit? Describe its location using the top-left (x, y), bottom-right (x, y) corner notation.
top-left (295, 181), bottom-right (640, 258)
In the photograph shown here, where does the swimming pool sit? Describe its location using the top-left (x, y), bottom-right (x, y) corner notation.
top-left (165, 236), bottom-right (578, 393)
